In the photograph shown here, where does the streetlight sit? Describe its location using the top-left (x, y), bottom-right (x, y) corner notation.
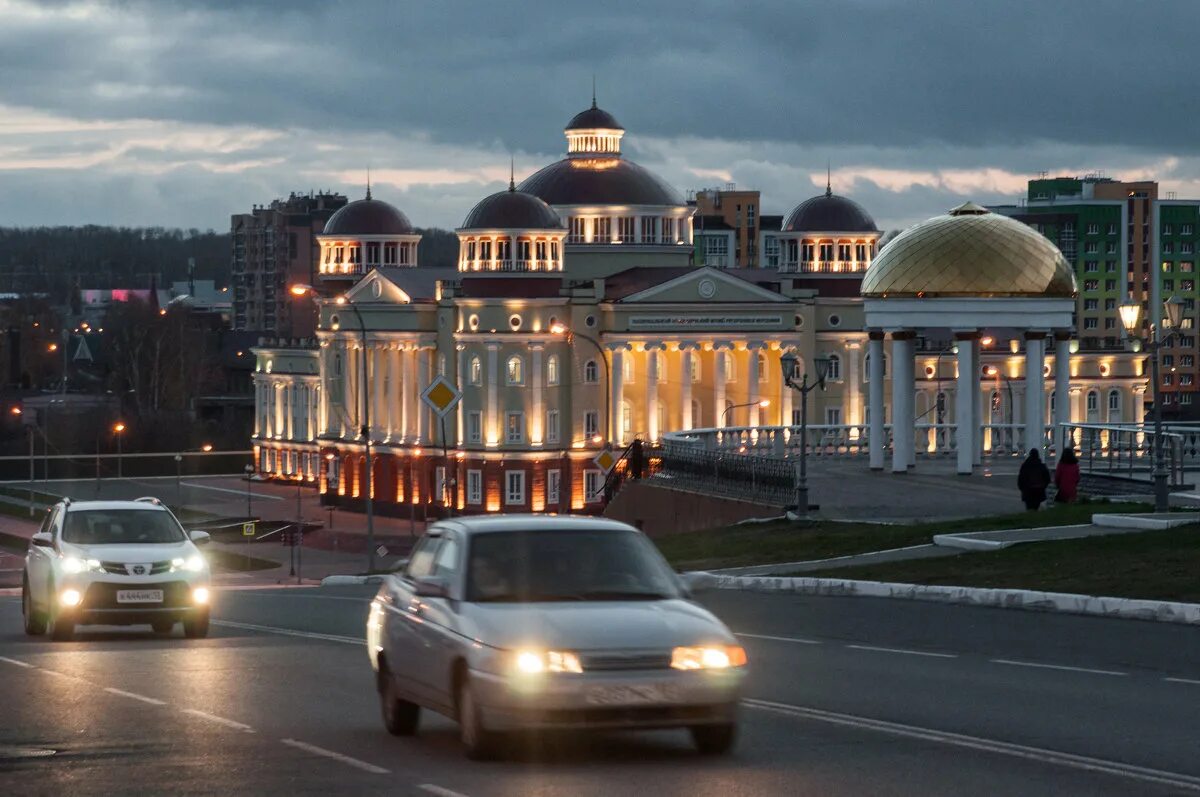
top-left (174, 453), bottom-right (183, 505)
top-left (244, 463), bottom-right (254, 518)
top-left (550, 323), bottom-right (609, 445)
top-left (294, 283), bottom-right (376, 572)
top-left (1120, 295), bottom-right (1186, 512)
top-left (780, 352), bottom-right (832, 516)
top-left (113, 422), bottom-right (126, 478)
top-left (721, 398), bottom-right (771, 426)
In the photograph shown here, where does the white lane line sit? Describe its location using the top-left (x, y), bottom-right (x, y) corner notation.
top-left (0, 655), bottom-right (33, 668)
top-left (180, 481), bottom-right (284, 500)
top-left (990, 659), bottom-right (1127, 677)
top-left (743, 698), bottom-right (1200, 792)
top-left (38, 669), bottom-right (72, 680)
top-left (181, 708), bottom-right (255, 733)
top-left (736, 632), bottom-right (823, 645)
top-left (418, 785), bottom-right (470, 797)
top-left (1165, 677), bottom-right (1200, 686)
top-left (230, 593), bottom-right (369, 602)
top-left (280, 739), bottom-right (389, 775)
top-left (211, 619), bottom-right (363, 646)
top-left (104, 687), bottom-right (166, 706)
top-left (847, 644), bottom-right (957, 659)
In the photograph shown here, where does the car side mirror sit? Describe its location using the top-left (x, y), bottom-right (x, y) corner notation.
top-left (31, 532), bottom-right (53, 548)
top-left (413, 576), bottom-right (449, 599)
top-left (189, 530), bottom-right (212, 546)
top-left (679, 571), bottom-right (717, 595)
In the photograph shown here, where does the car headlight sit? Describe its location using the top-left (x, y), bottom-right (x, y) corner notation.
top-left (670, 645), bottom-right (748, 671)
top-left (171, 555), bottom-right (207, 573)
top-left (512, 649), bottom-right (583, 675)
top-left (192, 587), bottom-right (210, 605)
top-left (61, 557), bottom-right (101, 574)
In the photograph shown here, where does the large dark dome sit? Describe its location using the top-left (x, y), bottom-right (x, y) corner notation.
top-left (566, 104), bottom-right (623, 131)
top-left (460, 189), bottom-right (564, 230)
top-left (783, 192), bottom-right (878, 233)
top-left (323, 198), bottom-right (414, 236)
top-left (519, 158), bottom-right (684, 207)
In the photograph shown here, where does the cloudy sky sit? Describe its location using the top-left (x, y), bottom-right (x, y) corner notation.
top-left (2, 0), bottom-right (1198, 232)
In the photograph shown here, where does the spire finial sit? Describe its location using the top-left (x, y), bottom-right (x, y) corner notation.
top-left (825, 161), bottom-right (832, 197)
top-left (366, 166), bottom-right (372, 200)
top-left (591, 74), bottom-right (597, 109)
top-left (509, 156), bottom-right (515, 191)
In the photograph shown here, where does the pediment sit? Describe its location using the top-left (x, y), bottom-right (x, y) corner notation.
top-left (344, 270), bottom-right (412, 304)
top-left (619, 267), bottom-right (787, 304)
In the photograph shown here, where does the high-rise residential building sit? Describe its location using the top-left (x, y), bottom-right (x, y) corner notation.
top-left (690, 186), bottom-right (762, 268)
top-left (231, 192), bottom-right (348, 336)
top-left (994, 176), bottom-right (1200, 413)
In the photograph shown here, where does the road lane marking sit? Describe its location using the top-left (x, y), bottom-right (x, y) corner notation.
top-left (0, 656), bottom-right (33, 668)
top-left (280, 739), bottom-right (389, 774)
top-left (230, 592), bottom-right (370, 602)
top-left (37, 669), bottom-right (71, 679)
top-left (211, 619), bottom-right (363, 646)
top-left (743, 698), bottom-right (1200, 792)
top-left (181, 709), bottom-right (255, 732)
top-left (736, 632), bottom-right (822, 645)
top-left (1165, 677), bottom-right (1200, 686)
top-left (847, 644), bottom-right (957, 659)
top-left (418, 785), bottom-right (470, 797)
top-left (990, 659), bottom-right (1127, 677)
top-left (105, 687), bottom-right (166, 706)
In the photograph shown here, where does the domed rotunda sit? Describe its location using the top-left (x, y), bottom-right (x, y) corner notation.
top-left (456, 179), bottom-right (567, 272)
top-left (317, 189), bottom-right (422, 286)
top-left (778, 179), bottom-right (882, 274)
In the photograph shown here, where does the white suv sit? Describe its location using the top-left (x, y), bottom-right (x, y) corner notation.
top-left (22, 498), bottom-right (213, 641)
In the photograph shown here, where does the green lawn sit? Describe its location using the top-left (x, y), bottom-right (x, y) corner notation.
top-left (801, 526), bottom-right (1200, 604)
top-left (653, 500), bottom-right (1148, 571)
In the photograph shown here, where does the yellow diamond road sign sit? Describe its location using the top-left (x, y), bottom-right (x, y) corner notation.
top-left (593, 450), bottom-right (617, 473)
top-left (421, 375), bottom-right (462, 418)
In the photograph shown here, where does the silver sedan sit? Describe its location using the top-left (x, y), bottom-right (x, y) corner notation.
top-left (367, 515), bottom-right (747, 759)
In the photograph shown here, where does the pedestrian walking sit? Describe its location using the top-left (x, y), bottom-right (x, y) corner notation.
top-left (1054, 447), bottom-right (1081, 504)
top-left (1017, 448), bottom-right (1051, 511)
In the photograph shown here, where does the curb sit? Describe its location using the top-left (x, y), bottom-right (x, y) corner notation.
top-left (700, 572), bottom-right (1200, 626)
top-left (320, 575), bottom-right (385, 586)
top-left (1092, 512), bottom-right (1200, 530)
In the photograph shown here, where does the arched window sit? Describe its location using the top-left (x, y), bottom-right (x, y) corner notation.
top-left (506, 355), bottom-right (524, 386)
top-left (1086, 390), bottom-right (1099, 412)
top-left (1107, 389), bottom-right (1122, 420)
top-left (546, 355), bottom-right (560, 386)
top-left (334, 353), bottom-right (342, 377)
top-left (757, 352), bottom-right (769, 383)
top-left (621, 401), bottom-right (633, 435)
top-left (825, 353), bottom-right (841, 381)
top-left (469, 356), bottom-right (482, 386)
top-left (584, 359), bottom-right (598, 383)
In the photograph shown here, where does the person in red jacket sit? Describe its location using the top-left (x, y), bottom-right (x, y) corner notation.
top-left (1055, 446), bottom-right (1081, 503)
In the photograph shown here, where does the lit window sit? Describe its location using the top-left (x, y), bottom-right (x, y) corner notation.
top-left (584, 360), bottom-right (599, 383)
top-left (547, 355), bottom-right (560, 386)
top-left (506, 356), bottom-right (524, 386)
top-left (469, 357), bottom-right (482, 386)
top-left (584, 470), bottom-right (603, 501)
top-left (546, 469), bottom-right (561, 505)
top-left (825, 354), bottom-right (841, 381)
top-left (546, 410), bottom-right (560, 444)
top-left (505, 471), bottom-right (525, 505)
top-left (584, 410), bottom-right (599, 437)
top-left (505, 412), bottom-right (524, 443)
top-left (757, 352), bottom-right (769, 382)
top-left (467, 411), bottom-right (482, 444)
top-left (466, 470), bottom-right (482, 505)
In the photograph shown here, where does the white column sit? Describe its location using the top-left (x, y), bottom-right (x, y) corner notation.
top-left (714, 348), bottom-right (727, 427)
top-left (609, 346), bottom-right (625, 445)
top-left (891, 333), bottom-right (914, 473)
top-left (646, 346), bottom-right (661, 441)
top-left (846, 341), bottom-right (861, 427)
top-left (747, 345), bottom-right (762, 427)
top-left (1054, 333), bottom-right (1072, 458)
top-left (417, 347), bottom-right (431, 444)
top-left (456, 344), bottom-right (466, 446)
top-left (348, 342), bottom-right (360, 434)
top-left (388, 346), bottom-right (400, 440)
top-left (531, 344), bottom-right (544, 445)
top-left (1025, 333), bottom-right (1046, 453)
top-left (867, 333), bottom-right (885, 470)
top-left (486, 343), bottom-right (499, 446)
top-left (778, 346), bottom-right (793, 428)
top-left (971, 335), bottom-right (983, 466)
top-left (401, 345), bottom-right (415, 443)
top-left (680, 348), bottom-right (694, 430)
top-left (955, 334), bottom-right (976, 475)
top-left (372, 344), bottom-right (384, 438)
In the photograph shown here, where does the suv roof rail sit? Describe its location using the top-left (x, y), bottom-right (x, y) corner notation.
top-left (61, 497), bottom-right (71, 506)
top-left (134, 496), bottom-right (162, 505)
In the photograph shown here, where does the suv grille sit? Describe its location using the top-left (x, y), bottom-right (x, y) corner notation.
top-left (581, 652), bottom-right (672, 671)
top-left (99, 560), bottom-right (172, 576)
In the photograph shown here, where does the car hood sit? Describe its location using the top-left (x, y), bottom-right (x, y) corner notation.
top-left (61, 541), bottom-right (196, 563)
top-left (461, 599), bottom-right (735, 651)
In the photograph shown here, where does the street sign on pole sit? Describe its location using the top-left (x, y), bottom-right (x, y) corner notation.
top-left (420, 375), bottom-right (462, 418)
top-left (242, 521), bottom-right (256, 537)
top-left (593, 449), bottom-right (617, 474)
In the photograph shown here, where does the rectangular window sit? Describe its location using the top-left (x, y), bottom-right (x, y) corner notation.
top-left (551, 241), bottom-right (559, 261)
top-left (640, 217), bottom-right (657, 244)
top-left (1164, 242), bottom-right (1175, 255)
top-left (584, 410), bottom-right (599, 438)
top-left (569, 217), bottom-right (586, 243)
top-left (1086, 223), bottom-right (1098, 235)
top-left (1106, 242), bottom-right (1117, 254)
top-left (1083, 299), bottom-right (1098, 310)
top-left (819, 243), bottom-right (834, 262)
top-left (505, 471), bottom-right (525, 505)
top-left (1183, 394), bottom-right (1194, 405)
top-left (1105, 279), bottom-right (1117, 290)
top-left (1105, 298), bottom-right (1116, 310)
top-left (1184, 280), bottom-right (1195, 292)
top-left (1107, 223), bottom-right (1118, 235)
top-left (1164, 224), bottom-right (1174, 235)
top-left (467, 411), bottom-right (482, 443)
top-left (1085, 261), bottom-right (1098, 273)
top-left (466, 470), bottom-right (482, 505)
top-left (838, 244), bottom-right (852, 261)
top-left (1164, 280), bottom-right (1175, 291)
top-left (722, 354), bottom-right (737, 383)
top-left (594, 217), bottom-right (611, 242)
top-left (383, 243), bottom-right (397, 265)
top-left (661, 217), bottom-right (675, 243)
top-left (825, 407), bottom-right (842, 425)
top-left (506, 412), bottom-right (524, 443)
top-left (801, 242), bottom-right (815, 262)
top-left (546, 469), bottom-right (561, 505)
top-left (1184, 243), bottom-right (1195, 254)
top-left (584, 470), bottom-right (603, 501)
top-left (467, 240), bottom-right (476, 261)
top-left (1185, 376), bottom-right (1197, 387)
top-left (367, 242), bottom-right (380, 264)
top-left (546, 409), bottom-right (560, 444)
top-left (479, 240), bottom-right (492, 260)
top-left (1183, 355), bottom-right (1195, 367)
top-left (1084, 242), bottom-right (1098, 254)
top-left (617, 217), bottom-right (636, 243)
top-left (1104, 318), bottom-right (1115, 329)
top-left (1084, 279), bottom-right (1098, 291)
top-left (535, 240), bottom-right (547, 261)
top-left (1084, 318), bottom-right (1098, 329)
top-left (517, 240), bottom-right (531, 262)
top-left (1183, 224), bottom-right (1195, 235)
top-left (764, 236), bottom-right (780, 267)
top-left (1182, 262), bottom-right (1195, 273)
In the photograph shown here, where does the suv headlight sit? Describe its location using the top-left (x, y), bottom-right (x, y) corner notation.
top-left (61, 557), bottom-right (102, 574)
top-left (511, 649), bottom-right (583, 675)
top-left (670, 645), bottom-right (748, 670)
top-left (171, 555), bottom-right (207, 573)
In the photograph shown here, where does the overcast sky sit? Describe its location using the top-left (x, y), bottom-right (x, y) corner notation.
top-left (2, 0), bottom-right (1198, 232)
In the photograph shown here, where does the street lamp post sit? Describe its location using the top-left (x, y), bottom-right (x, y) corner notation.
top-left (113, 422), bottom-right (125, 479)
top-left (721, 399), bottom-right (771, 426)
top-left (174, 453), bottom-right (183, 506)
top-left (1120, 295), bottom-right (1185, 512)
top-left (780, 353), bottom-right (832, 516)
top-left (244, 463), bottom-right (254, 518)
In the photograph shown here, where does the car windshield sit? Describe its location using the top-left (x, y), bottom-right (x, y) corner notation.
top-left (61, 509), bottom-right (186, 545)
top-left (466, 529), bottom-right (681, 603)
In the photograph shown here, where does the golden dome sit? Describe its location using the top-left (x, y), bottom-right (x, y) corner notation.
top-left (861, 203), bottom-right (1077, 298)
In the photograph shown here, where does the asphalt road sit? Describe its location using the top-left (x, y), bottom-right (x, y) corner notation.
top-left (2, 587), bottom-right (1200, 796)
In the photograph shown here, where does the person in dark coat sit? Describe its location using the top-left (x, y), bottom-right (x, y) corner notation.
top-left (1054, 447), bottom-right (1081, 504)
top-left (1017, 449), bottom-right (1051, 510)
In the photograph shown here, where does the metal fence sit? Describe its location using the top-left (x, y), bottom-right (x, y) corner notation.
top-left (0, 450), bottom-right (254, 483)
top-left (654, 445), bottom-right (796, 506)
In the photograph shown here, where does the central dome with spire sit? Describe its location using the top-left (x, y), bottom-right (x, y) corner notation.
top-left (460, 176), bottom-right (564, 231)
top-left (783, 175), bottom-right (879, 234)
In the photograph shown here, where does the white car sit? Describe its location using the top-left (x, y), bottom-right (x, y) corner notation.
top-left (367, 515), bottom-right (747, 759)
top-left (22, 498), bottom-right (213, 641)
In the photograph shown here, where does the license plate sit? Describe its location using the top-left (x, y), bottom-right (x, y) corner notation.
top-left (116, 589), bottom-right (163, 604)
top-left (585, 684), bottom-right (677, 706)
